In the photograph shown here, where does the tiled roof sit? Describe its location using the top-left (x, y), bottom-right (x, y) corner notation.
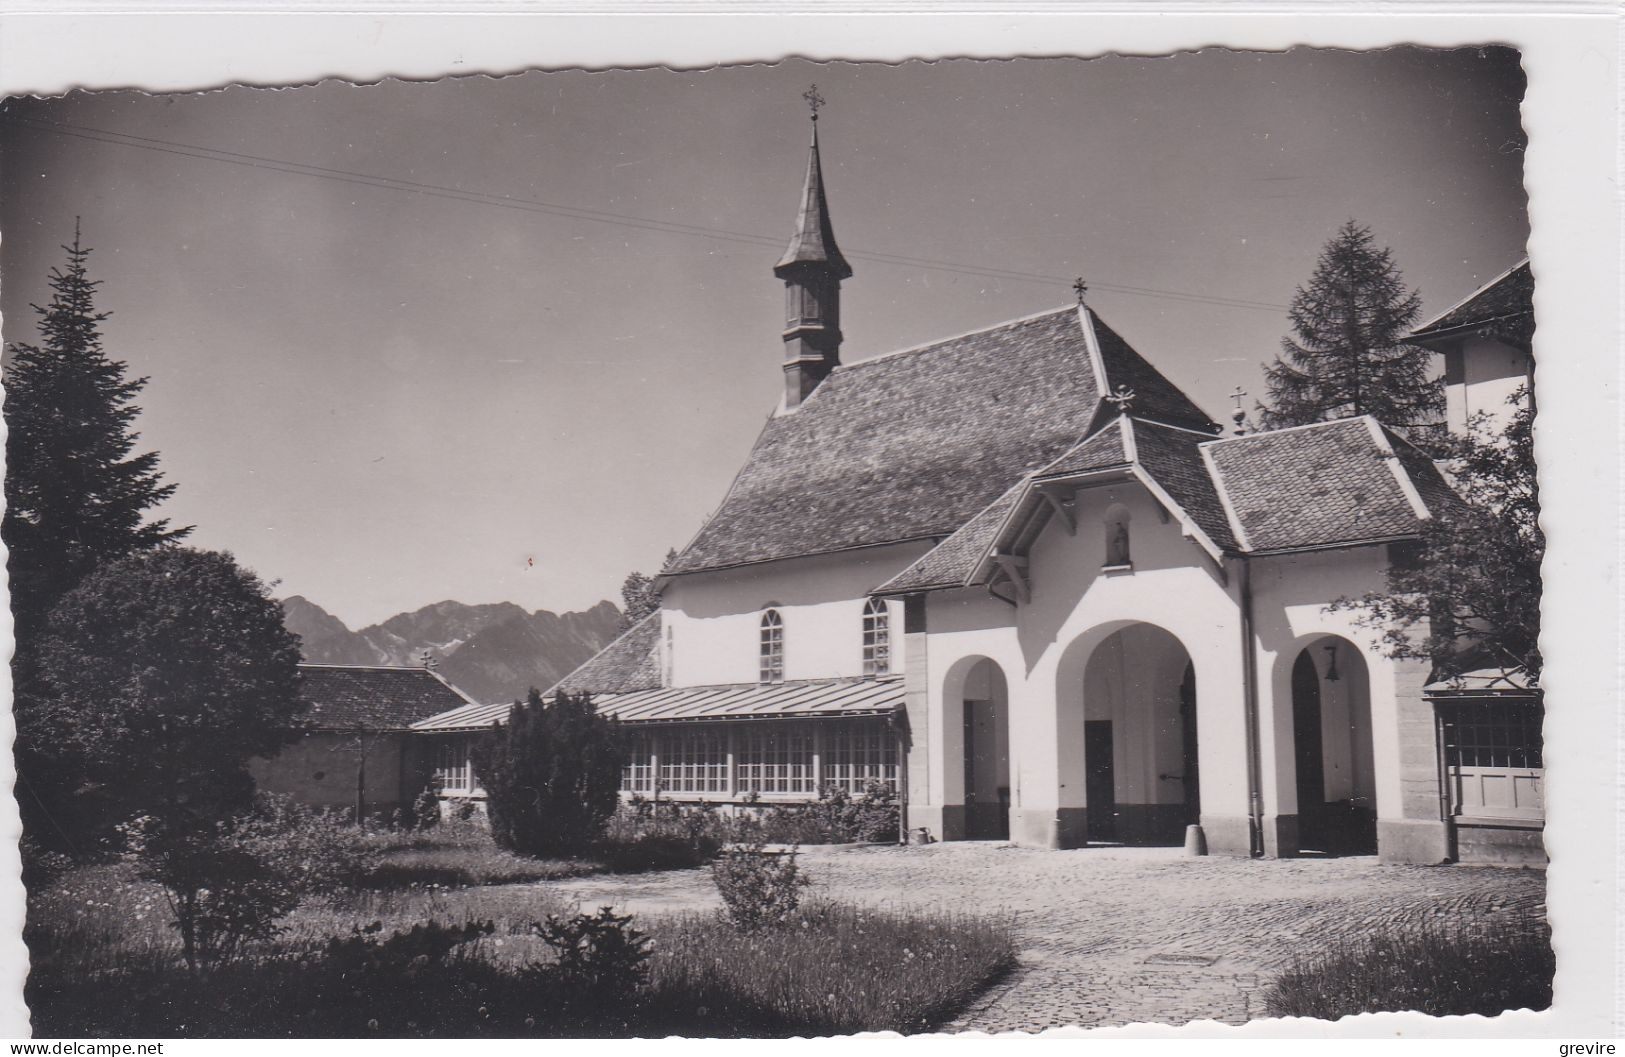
top-left (414, 677), bottom-right (902, 731)
top-left (667, 305), bottom-right (1218, 576)
top-left (1035, 418), bottom-right (1129, 477)
top-left (1090, 315), bottom-right (1218, 431)
top-left (1129, 420), bottom-right (1240, 551)
top-left (1380, 426), bottom-right (1467, 521)
top-left (1203, 418), bottom-right (1427, 552)
top-left (875, 481), bottom-right (1026, 594)
top-left (1408, 260), bottom-right (1533, 349)
top-left (297, 664), bottom-right (476, 731)
top-left (553, 611), bottom-right (662, 696)
top-left (880, 416), bottom-right (1236, 595)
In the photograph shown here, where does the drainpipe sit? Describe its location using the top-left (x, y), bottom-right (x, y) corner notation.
top-left (1238, 558), bottom-right (1265, 858)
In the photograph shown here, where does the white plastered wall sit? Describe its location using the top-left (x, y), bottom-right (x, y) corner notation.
top-left (1249, 548), bottom-right (1405, 822)
top-left (1445, 334), bottom-right (1532, 434)
top-left (661, 541), bottom-right (930, 687)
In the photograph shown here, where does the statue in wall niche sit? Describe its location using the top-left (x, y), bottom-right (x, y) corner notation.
top-left (1107, 518), bottom-right (1131, 566)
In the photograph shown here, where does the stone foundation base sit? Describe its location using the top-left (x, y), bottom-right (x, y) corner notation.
top-left (1261, 813), bottom-right (1299, 858)
top-left (1200, 813), bottom-right (1255, 857)
top-left (1377, 818), bottom-right (1451, 865)
top-left (907, 803), bottom-right (966, 843)
top-left (1009, 807), bottom-right (1090, 849)
top-left (1455, 819), bottom-right (1546, 867)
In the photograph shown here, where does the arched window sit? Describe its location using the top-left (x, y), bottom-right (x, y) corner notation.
top-left (862, 598), bottom-right (891, 677)
top-left (1104, 503), bottom-right (1132, 568)
top-left (759, 609), bottom-right (785, 684)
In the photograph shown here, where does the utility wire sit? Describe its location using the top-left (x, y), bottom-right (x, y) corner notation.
top-left (3, 114), bottom-right (1290, 314)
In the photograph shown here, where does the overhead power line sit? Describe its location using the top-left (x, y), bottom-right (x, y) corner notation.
top-left (3, 114), bottom-right (1290, 314)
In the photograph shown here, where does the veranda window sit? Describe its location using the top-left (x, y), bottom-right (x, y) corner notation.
top-left (621, 731), bottom-right (654, 794)
top-left (760, 609), bottom-right (785, 684)
top-left (737, 725), bottom-right (814, 794)
top-left (433, 736), bottom-right (473, 794)
top-left (862, 598), bottom-right (891, 677)
top-left (822, 720), bottom-right (898, 794)
top-left (657, 727), bottom-right (729, 794)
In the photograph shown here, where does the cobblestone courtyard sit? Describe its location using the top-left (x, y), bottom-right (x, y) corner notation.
top-left (548, 842), bottom-right (1546, 1032)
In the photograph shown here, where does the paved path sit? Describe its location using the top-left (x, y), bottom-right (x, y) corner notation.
top-left (546, 842), bottom-right (1545, 1032)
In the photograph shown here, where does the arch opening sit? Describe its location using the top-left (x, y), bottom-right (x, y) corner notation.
top-left (1290, 636), bottom-right (1376, 856)
top-left (1064, 623), bottom-right (1199, 846)
top-left (954, 656), bottom-right (1010, 841)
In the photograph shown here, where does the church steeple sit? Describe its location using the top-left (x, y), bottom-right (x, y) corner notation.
top-left (774, 86), bottom-right (852, 409)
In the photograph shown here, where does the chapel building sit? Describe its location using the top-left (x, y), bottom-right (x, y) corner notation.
top-left (415, 119), bottom-right (1542, 866)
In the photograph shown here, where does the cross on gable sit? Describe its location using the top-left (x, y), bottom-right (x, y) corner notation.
top-left (1105, 385), bottom-right (1136, 413)
top-left (1073, 276), bottom-right (1089, 303)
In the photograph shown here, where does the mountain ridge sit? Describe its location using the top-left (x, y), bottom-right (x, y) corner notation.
top-left (281, 595), bottom-right (624, 705)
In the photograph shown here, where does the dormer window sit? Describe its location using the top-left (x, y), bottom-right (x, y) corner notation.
top-left (759, 609), bottom-right (785, 684)
top-left (862, 598), bottom-right (891, 677)
top-left (1104, 504), bottom-right (1132, 569)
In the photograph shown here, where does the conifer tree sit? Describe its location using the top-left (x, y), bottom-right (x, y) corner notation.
top-left (1260, 221), bottom-right (1442, 433)
top-left (475, 690), bottom-right (624, 856)
top-left (4, 223), bottom-right (189, 633)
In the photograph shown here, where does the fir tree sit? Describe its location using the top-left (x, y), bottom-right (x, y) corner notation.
top-left (1260, 221), bottom-right (1441, 433)
top-left (617, 548), bottom-right (678, 630)
top-left (4, 223), bottom-right (189, 633)
top-left (475, 690), bottom-right (624, 857)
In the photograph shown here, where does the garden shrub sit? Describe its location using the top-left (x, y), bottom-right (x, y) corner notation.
top-left (711, 840), bottom-right (811, 932)
top-left (1264, 909), bottom-right (1553, 1019)
top-left (121, 815), bottom-right (302, 973)
top-left (475, 689), bottom-right (622, 857)
top-left (530, 906), bottom-right (652, 1011)
top-left (323, 919), bottom-right (496, 983)
top-left (410, 785), bottom-right (441, 830)
top-left (237, 794), bottom-right (382, 892)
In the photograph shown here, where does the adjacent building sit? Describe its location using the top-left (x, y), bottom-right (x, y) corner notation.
top-left (251, 663), bottom-right (477, 818)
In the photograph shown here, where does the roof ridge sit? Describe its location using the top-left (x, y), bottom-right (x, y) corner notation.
top-left (832, 303), bottom-right (1080, 373)
top-left (1129, 415), bottom-right (1224, 439)
top-left (1361, 416), bottom-right (1432, 521)
top-left (1201, 414), bottom-right (1369, 447)
top-left (1410, 256), bottom-right (1532, 336)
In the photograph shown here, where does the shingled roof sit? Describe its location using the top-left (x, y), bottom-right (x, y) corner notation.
top-left (1407, 259), bottom-right (1533, 350)
top-left (667, 305), bottom-right (1219, 577)
top-left (879, 413), bottom-right (1453, 595)
top-left (552, 611), bottom-right (663, 696)
top-left (297, 664), bottom-right (476, 731)
top-left (1203, 417), bottom-right (1443, 552)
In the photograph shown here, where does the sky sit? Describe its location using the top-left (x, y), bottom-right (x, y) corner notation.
top-left (0, 49), bottom-right (1529, 629)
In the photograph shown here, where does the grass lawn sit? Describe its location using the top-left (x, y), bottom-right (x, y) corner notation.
top-left (359, 825), bottom-right (606, 888)
top-left (24, 852), bottom-right (1016, 1037)
top-left (1263, 909), bottom-right (1552, 1020)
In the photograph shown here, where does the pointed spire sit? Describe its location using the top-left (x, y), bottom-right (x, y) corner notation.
top-left (774, 88), bottom-right (853, 409)
top-left (774, 116), bottom-right (852, 280)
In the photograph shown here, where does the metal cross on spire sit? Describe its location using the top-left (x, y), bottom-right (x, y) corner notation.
top-left (803, 84), bottom-right (825, 121)
top-left (1073, 276), bottom-right (1089, 304)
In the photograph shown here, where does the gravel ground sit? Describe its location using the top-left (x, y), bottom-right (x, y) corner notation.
top-left (545, 841), bottom-right (1546, 1033)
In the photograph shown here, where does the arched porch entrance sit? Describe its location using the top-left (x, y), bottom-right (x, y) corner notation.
top-left (1289, 636), bottom-right (1376, 855)
top-left (958, 657), bottom-right (1011, 840)
top-left (1067, 623), bottom-right (1199, 845)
